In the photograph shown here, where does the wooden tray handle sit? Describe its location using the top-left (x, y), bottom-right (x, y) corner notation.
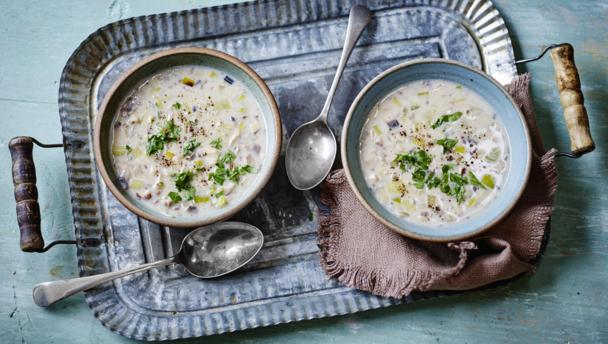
top-left (9, 136), bottom-right (44, 252)
top-left (550, 43), bottom-right (595, 155)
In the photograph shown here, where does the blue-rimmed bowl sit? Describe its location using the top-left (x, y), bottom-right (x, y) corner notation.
top-left (341, 59), bottom-right (532, 242)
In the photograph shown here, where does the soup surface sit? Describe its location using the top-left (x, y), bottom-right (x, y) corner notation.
top-left (360, 79), bottom-right (509, 225)
top-left (111, 65), bottom-right (266, 216)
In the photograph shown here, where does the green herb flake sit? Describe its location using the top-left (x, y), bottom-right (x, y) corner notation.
top-left (412, 168), bottom-right (427, 189)
top-left (146, 135), bottom-right (164, 155)
top-left (174, 170), bottom-right (194, 191)
top-left (185, 187), bottom-right (197, 201)
top-left (208, 151), bottom-right (253, 186)
top-left (431, 111), bottom-right (463, 129)
top-left (168, 191), bottom-right (182, 203)
top-left (208, 169), bottom-right (226, 185)
top-left (173, 102), bottom-right (182, 110)
top-left (125, 145), bottom-right (133, 154)
top-left (183, 140), bottom-right (201, 156)
top-left (425, 172), bottom-right (441, 189)
top-left (146, 119), bottom-right (181, 155)
top-left (444, 173), bottom-right (467, 204)
top-left (421, 165), bottom-right (467, 204)
top-left (393, 149), bottom-right (432, 172)
top-left (210, 138), bottom-right (222, 150)
top-left (228, 165), bottom-right (253, 183)
top-left (218, 151), bottom-right (236, 165)
top-left (467, 171), bottom-right (486, 189)
top-left (436, 137), bottom-right (458, 153)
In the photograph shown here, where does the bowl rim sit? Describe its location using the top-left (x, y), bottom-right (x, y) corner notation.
top-left (341, 58), bottom-right (532, 242)
top-left (93, 47), bottom-right (282, 228)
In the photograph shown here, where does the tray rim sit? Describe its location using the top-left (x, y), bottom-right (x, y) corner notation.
top-left (58, 0), bottom-right (519, 340)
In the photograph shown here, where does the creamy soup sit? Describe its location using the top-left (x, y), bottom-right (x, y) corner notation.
top-left (360, 79), bottom-right (509, 225)
top-left (111, 65), bottom-right (266, 216)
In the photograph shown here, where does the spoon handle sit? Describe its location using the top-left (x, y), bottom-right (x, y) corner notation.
top-left (33, 256), bottom-right (175, 307)
top-left (318, 5), bottom-right (372, 123)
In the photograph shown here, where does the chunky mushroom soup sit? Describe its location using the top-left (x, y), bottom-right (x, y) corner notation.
top-left (111, 65), bottom-right (266, 216)
top-left (360, 79), bottom-right (509, 225)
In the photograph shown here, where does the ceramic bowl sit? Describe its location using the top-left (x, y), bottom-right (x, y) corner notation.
top-left (94, 47), bottom-right (281, 228)
top-left (341, 59), bottom-right (531, 242)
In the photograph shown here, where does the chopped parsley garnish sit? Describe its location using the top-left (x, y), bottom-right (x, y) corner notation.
top-left (422, 164), bottom-right (467, 203)
top-left (425, 171), bottom-right (441, 188)
top-left (210, 138), bottom-right (222, 150)
top-left (185, 187), bottom-right (197, 201)
top-left (227, 165), bottom-right (253, 183)
top-left (412, 169), bottom-right (427, 189)
top-left (431, 111), bottom-right (462, 129)
top-left (393, 149), bottom-right (432, 171)
top-left (209, 168), bottom-right (226, 185)
top-left (125, 145), bottom-right (132, 154)
top-left (146, 119), bottom-right (180, 155)
top-left (147, 136), bottom-right (165, 155)
top-left (165, 170), bottom-right (200, 203)
top-left (436, 137), bottom-right (458, 153)
top-left (208, 151), bottom-right (253, 186)
top-left (173, 102), bottom-right (182, 110)
top-left (174, 170), bottom-right (194, 191)
top-left (183, 139), bottom-right (201, 156)
top-left (168, 170), bottom-right (197, 203)
top-left (467, 171), bottom-right (486, 189)
top-left (218, 151), bottom-right (236, 165)
top-left (167, 191), bottom-right (182, 203)
top-left (445, 172), bottom-right (467, 204)
top-left (393, 149), bottom-right (476, 203)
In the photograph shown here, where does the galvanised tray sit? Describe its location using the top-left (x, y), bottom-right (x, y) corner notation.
top-left (58, 0), bottom-right (517, 340)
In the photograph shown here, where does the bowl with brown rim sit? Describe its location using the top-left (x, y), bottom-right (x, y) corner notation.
top-left (94, 47), bottom-right (281, 228)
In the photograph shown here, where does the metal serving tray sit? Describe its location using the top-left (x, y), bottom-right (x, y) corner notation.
top-left (58, 0), bottom-right (517, 340)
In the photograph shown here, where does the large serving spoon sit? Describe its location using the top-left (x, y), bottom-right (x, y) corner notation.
top-left (285, 5), bottom-right (372, 190)
top-left (33, 222), bottom-right (264, 307)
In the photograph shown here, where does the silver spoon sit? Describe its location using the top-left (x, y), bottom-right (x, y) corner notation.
top-left (285, 5), bottom-right (372, 190)
top-left (33, 222), bottom-right (263, 307)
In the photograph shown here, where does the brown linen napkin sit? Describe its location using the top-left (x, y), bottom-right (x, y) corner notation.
top-left (318, 74), bottom-right (558, 298)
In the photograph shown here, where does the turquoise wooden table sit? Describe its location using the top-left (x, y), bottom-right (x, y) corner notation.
top-left (1, 1), bottom-right (606, 343)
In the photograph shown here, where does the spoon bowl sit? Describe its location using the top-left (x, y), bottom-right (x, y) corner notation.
top-left (179, 222), bottom-right (263, 278)
top-left (285, 121), bottom-right (337, 190)
top-left (33, 222), bottom-right (264, 307)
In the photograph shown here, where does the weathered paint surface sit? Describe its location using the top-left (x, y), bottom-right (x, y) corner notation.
top-left (0, 1), bottom-right (606, 343)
